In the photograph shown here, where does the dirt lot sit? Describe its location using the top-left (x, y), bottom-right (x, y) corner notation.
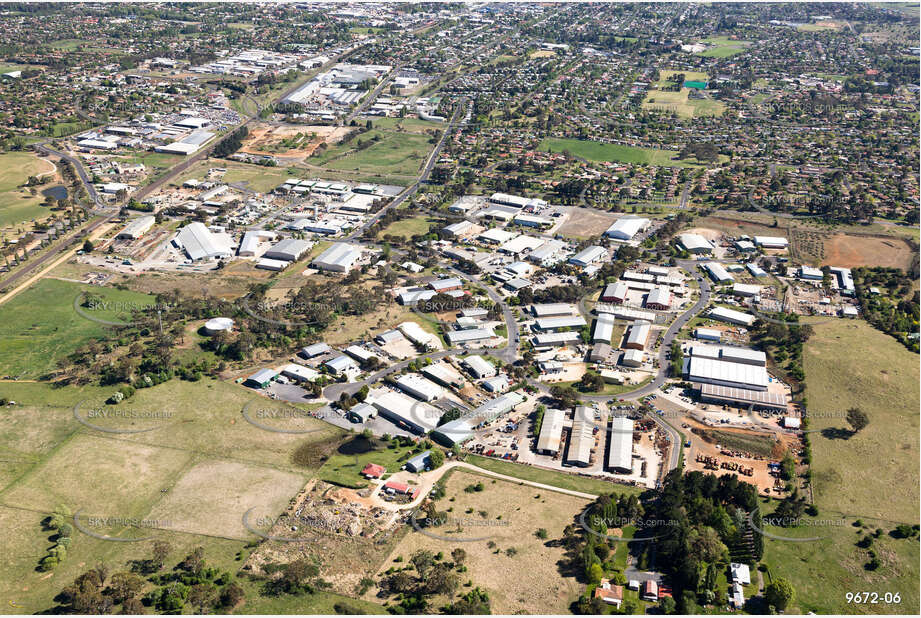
top-left (820, 232), bottom-right (916, 270)
top-left (556, 207), bottom-right (620, 239)
top-left (682, 415), bottom-right (800, 497)
top-left (368, 468), bottom-right (589, 614)
top-left (240, 123), bottom-right (352, 159)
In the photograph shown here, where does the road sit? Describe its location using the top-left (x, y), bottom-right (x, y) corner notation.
top-left (345, 98), bottom-right (468, 241)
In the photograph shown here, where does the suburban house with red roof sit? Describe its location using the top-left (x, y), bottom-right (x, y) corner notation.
top-left (384, 479), bottom-right (420, 499)
top-left (361, 463), bottom-right (386, 479)
top-left (593, 579), bottom-right (624, 608)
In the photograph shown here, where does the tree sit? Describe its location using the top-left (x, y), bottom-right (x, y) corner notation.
top-left (586, 562), bottom-right (604, 585)
top-left (659, 596), bottom-right (677, 614)
top-left (450, 548), bottom-right (467, 566)
top-left (846, 407), bottom-right (869, 434)
top-left (82, 239), bottom-right (94, 253)
top-left (410, 549), bottom-right (436, 579)
top-left (107, 572), bottom-right (144, 604)
top-left (219, 582), bottom-right (245, 609)
top-left (151, 540), bottom-right (171, 570)
top-left (765, 577), bottom-right (795, 611)
top-left (428, 448), bottom-right (445, 469)
top-left (187, 583), bottom-right (218, 614)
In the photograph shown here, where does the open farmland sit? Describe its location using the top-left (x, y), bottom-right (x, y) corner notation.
top-left (370, 469), bottom-right (591, 614)
top-left (803, 319), bottom-right (919, 523)
top-left (0, 278), bottom-right (155, 378)
top-left (761, 513), bottom-right (919, 615)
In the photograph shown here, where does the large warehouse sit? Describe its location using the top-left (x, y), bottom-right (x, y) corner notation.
top-left (370, 390), bottom-right (440, 434)
top-left (116, 216), bottom-right (155, 240)
top-left (566, 406), bottom-right (595, 467)
top-left (264, 238), bottom-right (313, 262)
top-left (593, 313), bottom-right (615, 344)
top-left (678, 233), bottom-right (714, 254)
top-left (604, 217), bottom-right (650, 241)
top-left (607, 416), bottom-right (634, 473)
top-left (312, 242), bottom-right (362, 272)
top-left (684, 356), bottom-right (769, 391)
top-left (708, 306), bottom-right (755, 327)
top-left (697, 384), bottom-right (786, 413)
top-left (395, 373), bottom-right (444, 402)
top-left (624, 320), bottom-right (651, 350)
top-left (535, 315), bottom-right (587, 331)
top-left (704, 262), bottom-right (734, 283)
top-left (569, 245), bottom-right (606, 267)
top-left (173, 222), bottom-right (233, 261)
top-left (536, 408), bottom-right (566, 454)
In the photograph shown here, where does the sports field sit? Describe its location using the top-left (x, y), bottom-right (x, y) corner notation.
top-left (0, 152), bottom-right (56, 228)
top-left (696, 36), bottom-right (751, 58)
top-left (540, 137), bottom-right (706, 167)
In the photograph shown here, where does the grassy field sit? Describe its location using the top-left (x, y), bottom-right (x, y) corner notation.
top-left (694, 428), bottom-right (778, 457)
top-left (642, 88), bottom-right (725, 119)
top-left (466, 454), bottom-right (643, 497)
top-left (0, 151), bottom-right (56, 228)
top-left (803, 319), bottom-right (919, 523)
top-left (0, 278), bottom-right (155, 378)
top-left (696, 36), bottom-right (750, 58)
top-left (324, 132), bottom-right (433, 176)
top-left (369, 468), bottom-right (590, 613)
top-left (0, 377), bottom-right (359, 612)
top-left (377, 215), bottom-right (435, 239)
top-left (540, 137), bottom-right (709, 167)
top-left (761, 511), bottom-right (919, 614)
top-left (174, 158), bottom-right (298, 193)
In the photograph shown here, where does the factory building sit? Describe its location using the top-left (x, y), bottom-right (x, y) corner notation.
top-left (370, 390), bottom-right (440, 434)
top-left (707, 306), bottom-right (755, 327)
top-left (704, 262), bottom-right (734, 283)
top-left (678, 233), bottom-right (714, 254)
top-left (312, 242), bottom-right (362, 272)
top-left (116, 216), bottom-right (155, 240)
top-left (607, 416), bottom-right (634, 473)
top-left (600, 281), bottom-right (629, 304)
top-left (264, 238), bottom-right (313, 262)
top-left (394, 374), bottom-right (444, 402)
top-left (566, 407), bottom-right (595, 467)
top-left (624, 320), bottom-right (651, 350)
top-left (536, 408), bottom-right (566, 454)
top-left (173, 222), bottom-right (233, 261)
top-left (644, 286), bottom-right (672, 310)
top-left (569, 245), bottom-right (606, 267)
top-left (463, 355), bottom-right (496, 379)
top-left (604, 217), bottom-right (650, 241)
top-left (593, 313), bottom-right (616, 344)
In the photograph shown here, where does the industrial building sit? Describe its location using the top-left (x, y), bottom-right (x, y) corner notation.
top-left (395, 374), bottom-right (444, 402)
top-left (754, 236), bottom-right (788, 249)
top-left (347, 403), bottom-right (377, 424)
top-left (620, 349), bottom-right (645, 367)
top-left (370, 390), bottom-right (440, 434)
top-left (566, 406), bottom-right (595, 467)
top-left (684, 357), bottom-right (768, 391)
top-left (325, 355), bottom-right (359, 376)
top-left (446, 327), bottom-right (495, 345)
top-left (624, 320), bottom-right (651, 350)
top-left (536, 408), bottom-right (566, 454)
top-left (746, 263), bottom-right (768, 278)
top-left (488, 192), bottom-right (547, 210)
top-left (431, 418), bottom-right (475, 447)
top-left (264, 238), bottom-right (313, 262)
top-left (281, 363), bottom-right (320, 383)
top-left (256, 258), bottom-right (288, 271)
top-left (607, 416), bottom-right (634, 473)
top-left (678, 233), bottom-right (714, 254)
top-left (595, 305), bottom-right (657, 322)
top-left (829, 266), bottom-right (855, 292)
top-left (421, 362), bottom-right (464, 389)
top-left (604, 217), bottom-right (650, 240)
top-left (245, 368), bottom-right (278, 388)
top-left (707, 306), bottom-right (755, 327)
top-left (694, 328), bottom-right (722, 342)
top-left (531, 303), bottom-right (576, 317)
top-left (300, 342), bottom-right (331, 358)
top-left (697, 384), bottom-right (786, 413)
top-left (589, 343), bottom-right (612, 363)
top-left (173, 222), bottom-right (233, 261)
top-left (405, 451), bottom-right (432, 473)
top-left (312, 242), bottom-right (362, 272)
top-left (116, 216), bottom-right (155, 240)
top-left (238, 230), bottom-right (276, 256)
top-left (644, 286), bottom-right (672, 310)
top-left (798, 265), bottom-right (824, 280)
top-left (569, 245), bottom-right (606, 267)
top-left (732, 283), bottom-right (761, 297)
top-left (463, 355), bottom-right (496, 378)
top-left (600, 281), bottom-right (629, 304)
top-left (704, 262), bottom-right (734, 283)
top-left (532, 332), bottom-right (581, 347)
top-left (534, 315), bottom-right (587, 331)
top-left (688, 344), bottom-right (766, 366)
top-left (528, 239), bottom-right (568, 266)
top-left (593, 313), bottom-right (616, 344)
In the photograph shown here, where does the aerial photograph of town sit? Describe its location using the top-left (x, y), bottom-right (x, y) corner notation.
top-left (0, 1), bottom-right (917, 616)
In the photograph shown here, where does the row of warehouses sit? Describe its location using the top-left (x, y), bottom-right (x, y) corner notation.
top-left (535, 407), bottom-right (635, 473)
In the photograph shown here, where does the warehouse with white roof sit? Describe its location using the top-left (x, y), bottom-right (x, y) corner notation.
top-left (312, 242), bottom-right (361, 272)
top-left (754, 236), bottom-right (788, 249)
top-left (395, 373), bottom-right (444, 402)
top-left (708, 306), bottom-right (755, 326)
top-left (569, 245), bottom-right (606, 267)
top-left (684, 356), bottom-right (768, 391)
top-left (116, 216), bottom-right (155, 240)
top-left (607, 416), bottom-right (634, 473)
top-left (678, 233), bottom-right (714, 254)
top-left (604, 217), bottom-right (650, 241)
top-left (536, 408), bottom-right (566, 454)
top-left (265, 238), bottom-right (313, 262)
top-left (704, 262), bottom-right (734, 283)
top-left (370, 390), bottom-right (440, 434)
top-left (173, 222), bottom-right (233, 261)
top-left (593, 313), bottom-right (616, 344)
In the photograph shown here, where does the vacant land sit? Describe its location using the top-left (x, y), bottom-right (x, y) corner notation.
top-left (556, 207), bottom-right (620, 239)
top-left (371, 469), bottom-right (590, 613)
top-left (378, 215), bottom-right (436, 239)
top-left (819, 232), bottom-right (916, 270)
top-left (0, 151), bottom-right (57, 229)
top-left (761, 513), bottom-right (919, 614)
top-left (174, 157), bottom-right (299, 193)
top-left (804, 319), bottom-right (919, 523)
top-left (693, 427), bottom-right (779, 457)
top-left (0, 278), bottom-right (155, 378)
top-left (465, 454), bottom-right (641, 497)
top-left (318, 436), bottom-right (420, 488)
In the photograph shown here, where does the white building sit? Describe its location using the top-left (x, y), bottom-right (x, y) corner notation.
top-left (116, 216), bottom-right (155, 240)
top-left (604, 217), bottom-right (650, 240)
top-left (312, 242), bottom-right (361, 272)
